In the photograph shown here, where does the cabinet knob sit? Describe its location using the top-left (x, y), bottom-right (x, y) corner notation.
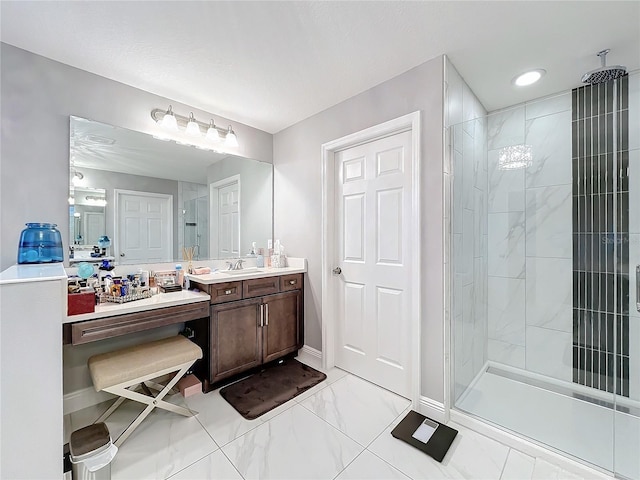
top-left (225, 289), bottom-right (232, 295)
top-left (289, 280), bottom-right (296, 285)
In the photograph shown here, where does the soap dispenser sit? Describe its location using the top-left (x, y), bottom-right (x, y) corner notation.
top-left (256, 247), bottom-right (264, 268)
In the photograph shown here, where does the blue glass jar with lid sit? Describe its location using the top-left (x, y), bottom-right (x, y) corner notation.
top-left (17, 223), bottom-right (64, 264)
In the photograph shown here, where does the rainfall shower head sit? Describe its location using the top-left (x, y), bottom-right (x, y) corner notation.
top-left (581, 49), bottom-right (627, 84)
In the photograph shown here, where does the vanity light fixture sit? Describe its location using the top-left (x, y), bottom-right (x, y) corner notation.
top-left (84, 195), bottom-right (107, 207)
top-left (206, 120), bottom-right (220, 142)
top-left (72, 170), bottom-right (85, 186)
top-left (160, 105), bottom-right (179, 131)
top-left (151, 105), bottom-right (239, 149)
top-left (225, 126), bottom-right (239, 148)
top-left (185, 113), bottom-right (201, 137)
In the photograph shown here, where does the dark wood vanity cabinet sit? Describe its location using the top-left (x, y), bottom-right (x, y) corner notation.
top-left (261, 290), bottom-right (302, 363)
top-left (188, 273), bottom-right (304, 391)
top-left (210, 298), bottom-right (263, 383)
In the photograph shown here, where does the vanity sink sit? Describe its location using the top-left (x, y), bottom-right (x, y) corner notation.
top-left (224, 268), bottom-right (263, 275)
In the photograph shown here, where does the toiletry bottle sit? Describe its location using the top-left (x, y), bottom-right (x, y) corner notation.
top-left (256, 247), bottom-right (264, 268)
top-left (266, 239), bottom-right (273, 267)
top-left (176, 264), bottom-right (184, 288)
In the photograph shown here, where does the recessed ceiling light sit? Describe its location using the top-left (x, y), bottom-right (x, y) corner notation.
top-left (513, 69), bottom-right (546, 86)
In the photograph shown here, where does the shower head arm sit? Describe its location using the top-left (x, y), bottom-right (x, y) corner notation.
top-left (597, 49), bottom-right (610, 67)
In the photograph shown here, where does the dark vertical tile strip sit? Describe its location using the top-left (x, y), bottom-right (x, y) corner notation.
top-left (571, 76), bottom-right (629, 397)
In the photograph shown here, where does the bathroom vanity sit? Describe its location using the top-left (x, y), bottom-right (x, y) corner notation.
top-left (62, 260), bottom-right (307, 394)
top-left (186, 263), bottom-right (306, 392)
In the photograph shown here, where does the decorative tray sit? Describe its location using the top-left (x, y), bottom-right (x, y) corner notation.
top-left (99, 290), bottom-right (154, 304)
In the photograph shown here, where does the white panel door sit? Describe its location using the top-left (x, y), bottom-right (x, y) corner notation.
top-left (334, 130), bottom-right (413, 398)
top-left (217, 182), bottom-right (240, 258)
top-left (117, 191), bottom-right (172, 263)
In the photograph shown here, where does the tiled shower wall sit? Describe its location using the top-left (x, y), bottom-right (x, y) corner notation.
top-left (572, 77), bottom-right (629, 396)
top-left (485, 72), bottom-right (639, 397)
top-left (445, 58), bottom-right (488, 401)
top-left (450, 65), bottom-right (639, 400)
top-left (486, 93), bottom-right (574, 382)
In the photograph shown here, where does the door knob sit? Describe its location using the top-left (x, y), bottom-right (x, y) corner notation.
top-left (332, 267), bottom-right (342, 275)
top-left (120, 253), bottom-right (126, 257)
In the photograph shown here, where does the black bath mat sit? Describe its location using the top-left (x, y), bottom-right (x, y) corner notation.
top-left (219, 359), bottom-right (327, 420)
top-left (391, 410), bottom-right (458, 462)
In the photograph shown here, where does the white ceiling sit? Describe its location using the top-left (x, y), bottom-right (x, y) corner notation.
top-left (1, 1), bottom-right (639, 134)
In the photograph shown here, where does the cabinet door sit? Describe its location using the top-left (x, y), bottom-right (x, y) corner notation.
top-left (262, 290), bottom-right (302, 363)
top-left (211, 298), bottom-right (262, 383)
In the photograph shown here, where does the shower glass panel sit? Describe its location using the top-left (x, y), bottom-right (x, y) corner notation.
top-left (178, 182), bottom-right (209, 261)
top-left (450, 71), bottom-right (639, 478)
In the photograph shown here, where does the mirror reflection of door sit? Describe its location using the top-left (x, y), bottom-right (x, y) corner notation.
top-left (115, 189), bottom-right (173, 263)
top-left (210, 175), bottom-right (240, 258)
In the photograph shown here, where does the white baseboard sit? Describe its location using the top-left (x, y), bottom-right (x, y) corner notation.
top-left (417, 396), bottom-right (446, 423)
top-left (297, 345), bottom-right (322, 370)
top-left (301, 345), bottom-right (322, 359)
top-left (450, 410), bottom-right (613, 479)
top-left (64, 387), bottom-right (115, 415)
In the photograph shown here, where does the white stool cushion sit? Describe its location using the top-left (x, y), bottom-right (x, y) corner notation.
top-left (88, 336), bottom-right (202, 392)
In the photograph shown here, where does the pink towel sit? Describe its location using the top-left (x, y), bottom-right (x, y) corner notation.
top-left (192, 267), bottom-right (211, 275)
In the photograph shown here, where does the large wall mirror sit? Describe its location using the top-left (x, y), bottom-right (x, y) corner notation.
top-left (68, 116), bottom-right (273, 266)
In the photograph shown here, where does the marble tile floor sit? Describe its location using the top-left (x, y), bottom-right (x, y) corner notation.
top-left (64, 355), bottom-right (615, 480)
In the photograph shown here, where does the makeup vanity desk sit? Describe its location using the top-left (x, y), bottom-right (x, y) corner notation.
top-left (62, 290), bottom-right (210, 345)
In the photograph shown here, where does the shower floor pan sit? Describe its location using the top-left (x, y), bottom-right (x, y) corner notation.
top-left (456, 367), bottom-right (639, 479)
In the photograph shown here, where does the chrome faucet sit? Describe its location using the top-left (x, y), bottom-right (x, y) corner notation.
top-left (227, 259), bottom-right (245, 270)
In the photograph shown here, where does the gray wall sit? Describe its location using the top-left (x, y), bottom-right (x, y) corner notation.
top-left (0, 43), bottom-right (273, 395)
top-left (0, 43), bottom-right (273, 271)
top-left (273, 56), bottom-right (446, 403)
top-left (2, 42), bottom-right (448, 405)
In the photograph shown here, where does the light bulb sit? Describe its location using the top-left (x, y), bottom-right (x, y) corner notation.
top-left (72, 171), bottom-right (84, 186)
top-left (224, 126), bottom-right (239, 147)
top-left (185, 112), bottom-right (201, 136)
top-left (206, 120), bottom-right (220, 142)
top-left (160, 105), bottom-right (178, 130)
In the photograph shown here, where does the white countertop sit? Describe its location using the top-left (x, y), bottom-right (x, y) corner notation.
top-left (0, 263), bottom-right (67, 285)
top-left (186, 260), bottom-right (307, 285)
top-left (64, 289), bottom-right (210, 323)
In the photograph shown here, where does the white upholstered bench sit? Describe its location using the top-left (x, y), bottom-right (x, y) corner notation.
top-left (88, 335), bottom-right (203, 447)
